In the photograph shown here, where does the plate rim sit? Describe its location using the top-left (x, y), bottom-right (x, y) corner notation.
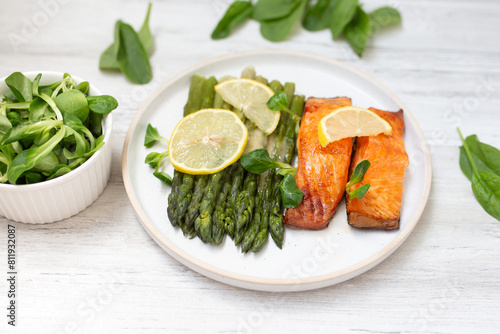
top-left (122, 49), bottom-right (432, 291)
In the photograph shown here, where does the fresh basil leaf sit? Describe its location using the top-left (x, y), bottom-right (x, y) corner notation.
top-left (241, 148), bottom-right (280, 174)
top-left (144, 123), bottom-right (168, 148)
top-left (0, 115), bottom-right (12, 136)
top-left (472, 170), bottom-right (500, 221)
top-left (138, 2), bottom-right (153, 53)
top-left (212, 1), bottom-right (253, 40)
top-left (329, 0), bottom-right (358, 38)
top-left (5, 72), bottom-right (33, 102)
top-left (348, 183), bottom-right (370, 199)
top-left (116, 21), bottom-right (153, 84)
top-left (55, 90), bottom-right (90, 122)
top-left (344, 5), bottom-right (371, 57)
top-left (145, 151), bottom-right (163, 169)
top-left (303, 0), bottom-right (336, 32)
top-left (459, 135), bottom-right (500, 181)
top-left (267, 91), bottom-right (289, 111)
top-left (7, 126), bottom-right (65, 184)
top-left (253, 0), bottom-right (301, 21)
top-left (369, 6), bottom-right (401, 32)
top-left (32, 73), bottom-right (42, 97)
top-left (260, 0), bottom-right (308, 42)
top-left (280, 173), bottom-right (303, 208)
top-left (87, 95), bottom-right (118, 115)
top-left (77, 81), bottom-right (90, 95)
top-left (347, 159), bottom-right (370, 188)
top-left (153, 171), bottom-right (173, 185)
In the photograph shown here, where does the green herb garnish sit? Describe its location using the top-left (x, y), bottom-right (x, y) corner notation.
top-left (346, 159), bottom-right (371, 199)
top-left (241, 148), bottom-right (302, 208)
top-left (458, 128), bottom-right (500, 221)
top-left (144, 124), bottom-right (172, 185)
top-left (144, 123), bottom-right (169, 148)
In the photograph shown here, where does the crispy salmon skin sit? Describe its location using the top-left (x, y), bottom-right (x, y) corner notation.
top-left (346, 108), bottom-right (409, 230)
top-left (284, 97), bottom-right (353, 230)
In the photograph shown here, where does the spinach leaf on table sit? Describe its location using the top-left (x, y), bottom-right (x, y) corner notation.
top-left (99, 2), bottom-right (154, 84)
top-left (329, 0), bottom-right (359, 39)
top-left (253, 0), bottom-right (301, 21)
top-left (459, 134), bottom-right (500, 181)
top-left (211, 1), bottom-right (253, 40)
top-left (458, 128), bottom-right (500, 221)
top-left (344, 6), bottom-right (371, 57)
top-left (116, 21), bottom-right (153, 84)
top-left (302, 0), bottom-right (337, 32)
top-left (138, 2), bottom-right (154, 53)
top-left (369, 6), bottom-right (401, 32)
top-left (260, 0), bottom-right (308, 42)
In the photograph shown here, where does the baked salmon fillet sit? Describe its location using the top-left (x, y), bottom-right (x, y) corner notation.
top-left (346, 108), bottom-right (409, 230)
top-left (284, 97), bottom-right (353, 230)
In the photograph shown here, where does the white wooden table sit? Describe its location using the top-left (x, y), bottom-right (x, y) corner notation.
top-left (1, 0), bottom-right (500, 333)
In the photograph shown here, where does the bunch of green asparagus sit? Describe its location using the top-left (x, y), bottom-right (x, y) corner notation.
top-left (166, 67), bottom-right (305, 253)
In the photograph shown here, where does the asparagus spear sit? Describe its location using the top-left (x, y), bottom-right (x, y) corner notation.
top-left (183, 77), bottom-right (218, 229)
top-left (212, 164), bottom-right (234, 244)
top-left (232, 77), bottom-right (276, 245)
top-left (168, 75), bottom-right (207, 228)
top-left (167, 170), bottom-right (183, 226)
top-left (249, 81), bottom-right (291, 252)
top-left (221, 67), bottom-right (259, 238)
top-left (268, 94), bottom-right (305, 248)
top-left (195, 170), bottom-right (225, 243)
top-left (194, 92), bottom-right (231, 243)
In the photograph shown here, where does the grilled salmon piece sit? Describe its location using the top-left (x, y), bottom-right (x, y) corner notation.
top-left (284, 97), bottom-right (353, 230)
top-left (346, 108), bottom-right (408, 230)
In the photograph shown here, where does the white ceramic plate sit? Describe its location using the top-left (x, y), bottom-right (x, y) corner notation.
top-left (122, 50), bottom-right (431, 292)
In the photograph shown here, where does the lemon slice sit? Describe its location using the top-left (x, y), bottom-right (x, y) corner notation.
top-left (168, 109), bottom-right (248, 174)
top-left (318, 106), bottom-right (392, 147)
top-left (215, 78), bottom-right (279, 135)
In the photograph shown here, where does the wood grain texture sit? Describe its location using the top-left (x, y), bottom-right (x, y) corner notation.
top-left (1, 0), bottom-right (500, 333)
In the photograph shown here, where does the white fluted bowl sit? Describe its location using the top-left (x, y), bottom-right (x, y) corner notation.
top-left (0, 71), bottom-right (113, 224)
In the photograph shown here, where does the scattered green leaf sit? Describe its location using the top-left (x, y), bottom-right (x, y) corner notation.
top-left (260, 0), bottom-right (308, 42)
top-left (144, 123), bottom-right (169, 148)
top-left (346, 159), bottom-right (371, 199)
top-left (369, 6), bottom-right (401, 32)
top-left (212, 1), bottom-right (253, 40)
top-left (280, 173), bottom-right (303, 208)
top-left (330, 0), bottom-right (359, 38)
top-left (458, 128), bottom-right (500, 221)
top-left (344, 6), bottom-right (371, 57)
